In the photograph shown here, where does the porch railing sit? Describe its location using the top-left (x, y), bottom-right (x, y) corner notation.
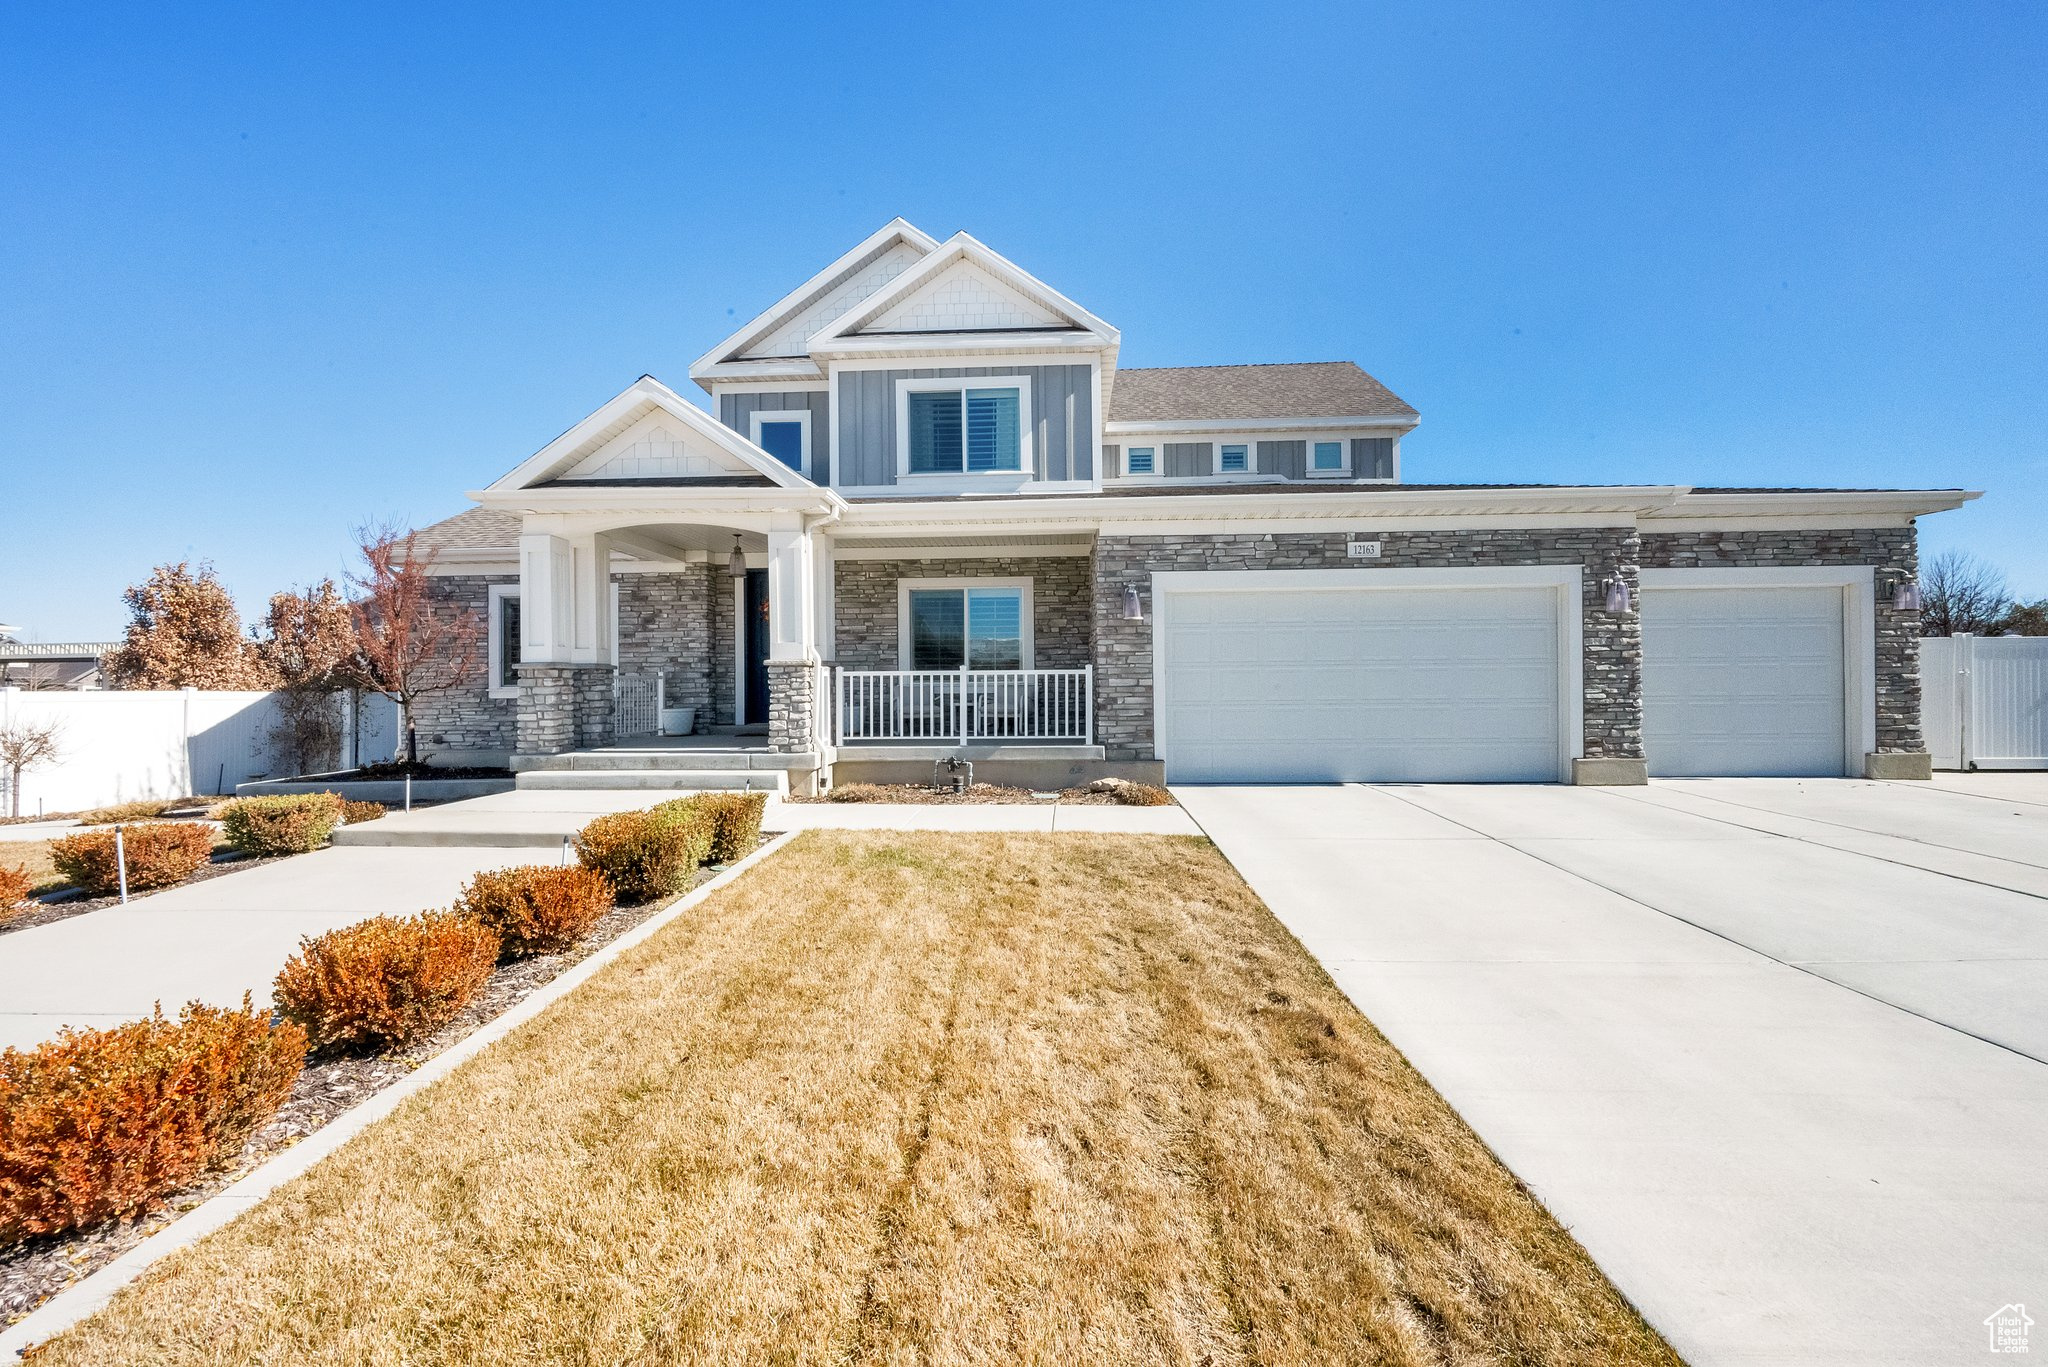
top-left (833, 667), bottom-right (1093, 745)
top-left (614, 671), bottom-right (661, 739)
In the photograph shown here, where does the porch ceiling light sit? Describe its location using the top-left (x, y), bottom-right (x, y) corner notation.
top-left (727, 535), bottom-right (747, 579)
top-left (1121, 584), bottom-right (1144, 621)
top-left (1601, 575), bottom-right (1632, 615)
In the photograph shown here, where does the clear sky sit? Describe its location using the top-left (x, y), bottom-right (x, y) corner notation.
top-left (3, 1), bottom-right (2043, 640)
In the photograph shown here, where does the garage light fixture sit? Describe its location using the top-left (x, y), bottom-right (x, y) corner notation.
top-left (1883, 576), bottom-right (1922, 612)
top-left (1121, 584), bottom-right (1144, 621)
top-left (1601, 575), bottom-right (1632, 614)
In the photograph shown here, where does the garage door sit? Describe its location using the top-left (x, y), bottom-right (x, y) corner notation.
top-left (1157, 584), bottom-right (1563, 783)
top-left (1642, 585), bottom-right (1847, 776)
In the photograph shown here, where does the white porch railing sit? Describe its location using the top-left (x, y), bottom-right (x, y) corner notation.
top-left (614, 671), bottom-right (661, 738)
top-left (834, 667), bottom-right (1093, 745)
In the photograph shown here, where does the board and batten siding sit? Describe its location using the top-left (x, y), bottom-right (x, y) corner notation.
top-left (1164, 442), bottom-right (1209, 478)
top-left (1253, 437), bottom-right (1395, 480)
top-left (719, 390), bottom-right (833, 485)
top-left (833, 365), bottom-right (1095, 487)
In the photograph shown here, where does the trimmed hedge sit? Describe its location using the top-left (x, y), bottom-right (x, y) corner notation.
top-left (219, 792), bottom-right (343, 855)
top-left (1108, 782), bottom-right (1174, 807)
top-left (452, 865), bottom-right (614, 958)
top-left (0, 863), bottom-right (30, 915)
top-left (49, 822), bottom-right (215, 895)
top-left (574, 803), bottom-right (712, 903)
top-left (692, 791), bottom-right (768, 864)
top-left (0, 998), bottom-right (305, 1245)
top-left (274, 912), bottom-right (500, 1053)
top-left (339, 798), bottom-right (387, 825)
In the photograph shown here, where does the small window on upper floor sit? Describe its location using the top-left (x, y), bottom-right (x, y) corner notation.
top-left (1311, 440), bottom-right (1346, 473)
top-left (907, 387), bottom-right (1022, 473)
top-left (1125, 446), bottom-right (1156, 475)
top-left (1219, 443), bottom-right (1249, 473)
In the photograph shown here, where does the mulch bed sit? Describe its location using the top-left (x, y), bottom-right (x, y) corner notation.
top-left (0, 850), bottom-right (750, 1329)
top-left (0, 851), bottom-right (293, 939)
top-left (793, 782), bottom-right (1173, 807)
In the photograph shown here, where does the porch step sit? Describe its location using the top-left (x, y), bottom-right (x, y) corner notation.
top-left (514, 768), bottom-right (786, 793)
top-left (511, 750), bottom-right (817, 773)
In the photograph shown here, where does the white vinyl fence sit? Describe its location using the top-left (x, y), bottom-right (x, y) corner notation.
top-left (1921, 635), bottom-right (2048, 770)
top-left (0, 688), bottom-right (400, 815)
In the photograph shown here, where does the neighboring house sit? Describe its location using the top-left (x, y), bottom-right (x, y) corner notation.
top-left (0, 636), bottom-right (121, 690)
top-left (409, 218), bottom-right (1976, 792)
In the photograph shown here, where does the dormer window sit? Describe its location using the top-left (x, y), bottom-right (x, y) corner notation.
top-left (1311, 440), bottom-right (1347, 474)
top-left (1126, 446), bottom-right (1156, 475)
top-left (1219, 443), bottom-right (1249, 473)
top-left (898, 378), bottom-right (1031, 475)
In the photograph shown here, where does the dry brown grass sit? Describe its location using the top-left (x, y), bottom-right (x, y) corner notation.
top-left (29, 833), bottom-right (1677, 1366)
top-left (2, 840), bottom-right (63, 897)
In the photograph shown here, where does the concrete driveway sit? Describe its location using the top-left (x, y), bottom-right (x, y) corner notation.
top-left (1175, 776), bottom-right (2048, 1367)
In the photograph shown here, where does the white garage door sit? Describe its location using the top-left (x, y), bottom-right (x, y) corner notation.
top-left (1642, 585), bottom-right (1847, 777)
top-left (1157, 584), bottom-right (1563, 783)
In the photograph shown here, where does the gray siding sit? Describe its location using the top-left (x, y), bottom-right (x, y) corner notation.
top-left (1103, 443), bottom-right (1120, 475)
top-left (1353, 437), bottom-right (1394, 479)
top-left (833, 365), bottom-right (1095, 488)
top-left (1257, 439), bottom-right (1307, 480)
top-left (719, 390), bottom-right (832, 485)
top-left (1164, 441), bottom-right (1210, 478)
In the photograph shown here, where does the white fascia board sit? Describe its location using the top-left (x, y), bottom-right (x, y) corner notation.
top-left (1104, 415), bottom-right (1418, 435)
top-left (807, 233), bottom-right (1120, 352)
top-left (809, 331), bottom-right (1113, 362)
top-left (484, 376), bottom-right (816, 492)
top-left (1648, 489), bottom-right (1981, 522)
top-left (468, 485), bottom-right (845, 520)
top-left (687, 218), bottom-right (941, 380)
top-left (693, 358), bottom-right (826, 389)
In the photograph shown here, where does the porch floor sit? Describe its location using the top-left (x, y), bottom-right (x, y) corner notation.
top-left (588, 733), bottom-right (771, 753)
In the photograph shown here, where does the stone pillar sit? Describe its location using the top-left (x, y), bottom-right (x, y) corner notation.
top-left (766, 661), bottom-right (816, 754)
top-left (517, 663), bottom-right (615, 756)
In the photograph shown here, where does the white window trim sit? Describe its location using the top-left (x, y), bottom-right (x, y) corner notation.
top-left (488, 584), bottom-right (521, 699)
top-left (1216, 441), bottom-right (1251, 475)
top-left (1123, 443), bottom-right (1158, 476)
top-left (896, 576), bottom-right (1036, 670)
top-left (893, 374), bottom-right (1035, 479)
top-left (747, 408), bottom-right (813, 480)
top-left (1306, 435), bottom-right (1352, 477)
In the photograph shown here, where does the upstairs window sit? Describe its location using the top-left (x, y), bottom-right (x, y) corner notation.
top-left (1311, 440), bottom-right (1347, 473)
top-left (1125, 446), bottom-right (1156, 475)
top-left (906, 386), bottom-right (1023, 473)
top-left (1219, 443), bottom-right (1249, 473)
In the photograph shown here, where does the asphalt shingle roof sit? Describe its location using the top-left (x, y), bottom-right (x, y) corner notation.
top-left (411, 507), bottom-right (519, 552)
top-left (1109, 362), bottom-right (1417, 423)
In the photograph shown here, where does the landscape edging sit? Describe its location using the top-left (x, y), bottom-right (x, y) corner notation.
top-left (0, 828), bottom-right (801, 1361)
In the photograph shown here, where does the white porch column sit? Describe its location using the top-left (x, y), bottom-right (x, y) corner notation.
top-left (568, 531), bottom-right (615, 665)
top-left (765, 513), bottom-right (817, 663)
top-left (517, 531), bottom-right (575, 663)
top-left (812, 530), bottom-right (836, 662)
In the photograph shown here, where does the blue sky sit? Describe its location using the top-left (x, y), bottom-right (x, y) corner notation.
top-left (3, 1), bottom-right (2042, 640)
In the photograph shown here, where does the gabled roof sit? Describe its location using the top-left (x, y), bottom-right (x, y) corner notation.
top-left (1108, 362), bottom-right (1416, 424)
top-left (807, 232), bottom-right (1119, 356)
top-left (481, 376), bottom-right (814, 493)
top-left (689, 219), bottom-right (941, 382)
top-left (412, 506), bottom-right (519, 552)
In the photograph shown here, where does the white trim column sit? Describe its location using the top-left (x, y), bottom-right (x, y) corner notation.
top-left (517, 531), bottom-right (575, 663)
top-left (812, 530), bottom-right (836, 662)
top-left (765, 512), bottom-right (817, 663)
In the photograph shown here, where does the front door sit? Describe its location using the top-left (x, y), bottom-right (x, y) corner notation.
top-left (743, 568), bottom-right (770, 726)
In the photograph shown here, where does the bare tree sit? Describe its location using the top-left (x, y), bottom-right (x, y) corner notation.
top-left (1919, 552), bottom-right (2013, 637)
top-left (347, 522), bottom-right (483, 769)
top-left (0, 718), bottom-right (62, 819)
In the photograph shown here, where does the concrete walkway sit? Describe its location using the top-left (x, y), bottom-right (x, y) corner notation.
top-left (1176, 776), bottom-right (2048, 1367)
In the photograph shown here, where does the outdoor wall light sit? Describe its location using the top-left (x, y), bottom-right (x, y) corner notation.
top-left (1601, 575), bottom-right (1632, 615)
top-left (726, 534), bottom-right (747, 579)
top-left (1121, 584), bottom-right (1144, 621)
top-left (1883, 576), bottom-right (1923, 612)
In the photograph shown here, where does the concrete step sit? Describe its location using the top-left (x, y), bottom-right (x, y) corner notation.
top-left (512, 751), bottom-right (815, 773)
top-left (513, 769), bottom-right (785, 792)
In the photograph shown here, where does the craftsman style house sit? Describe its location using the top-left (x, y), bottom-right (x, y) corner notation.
top-left (410, 219), bottom-right (1972, 793)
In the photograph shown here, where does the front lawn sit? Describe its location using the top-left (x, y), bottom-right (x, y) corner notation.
top-left (30, 832), bottom-right (1676, 1365)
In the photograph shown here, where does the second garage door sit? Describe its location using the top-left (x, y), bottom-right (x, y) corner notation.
top-left (1642, 584), bottom-right (1849, 777)
top-left (1156, 582), bottom-right (1564, 783)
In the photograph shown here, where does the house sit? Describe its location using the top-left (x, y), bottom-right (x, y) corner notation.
top-left (1985, 1304), bottom-right (2033, 1353)
top-left (408, 219), bottom-right (1976, 793)
top-left (0, 632), bottom-right (120, 690)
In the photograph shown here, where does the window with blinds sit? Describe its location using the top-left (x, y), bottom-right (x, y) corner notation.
top-left (906, 387), bottom-right (1021, 473)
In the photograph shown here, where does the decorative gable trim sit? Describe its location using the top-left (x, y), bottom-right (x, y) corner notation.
top-left (484, 376), bottom-right (814, 492)
top-left (689, 219), bottom-right (941, 383)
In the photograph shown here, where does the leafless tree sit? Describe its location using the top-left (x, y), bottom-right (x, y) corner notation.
top-left (0, 718), bottom-right (62, 819)
top-left (1919, 552), bottom-right (2012, 637)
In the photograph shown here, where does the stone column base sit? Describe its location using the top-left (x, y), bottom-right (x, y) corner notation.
top-left (766, 660), bottom-right (818, 754)
top-left (516, 663), bottom-right (615, 756)
top-left (1571, 757), bottom-right (1649, 786)
top-left (1864, 751), bottom-right (1933, 781)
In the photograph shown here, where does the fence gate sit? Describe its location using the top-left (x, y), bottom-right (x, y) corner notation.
top-left (614, 673), bottom-right (659, 739)
top-left (1920, 635), bottom-right (2048, 770)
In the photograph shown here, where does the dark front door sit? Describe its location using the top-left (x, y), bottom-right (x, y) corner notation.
top-left (743, 568), bottom-right (770, 725)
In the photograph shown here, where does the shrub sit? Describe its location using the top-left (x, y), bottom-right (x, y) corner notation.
top-left (339, 798), bottom-right (387, 824)
top-left (0, 998), bottom-right (305, 1245)
top-left (691, 791), bottom-right (768, 864)
top-left (826, 783), bottom-right (890, 803)
top-left (0, 863), bottom-right (31, 915)
top-left (49, 822), bottom-right (215, 895)
top-left (273, 912), bottom-right (500, 1053)
top-left (218, 792), bottom-right (343, 855)
top-left (574, 803), bottom-right (712, 903)
top-left (1110, 782), bottom-right (1174, 807)
top-left (452, 865), bottom-right (614, 957)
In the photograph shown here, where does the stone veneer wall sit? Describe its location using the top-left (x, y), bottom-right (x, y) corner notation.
top-left (833, 556), bottom-right (1092, 670)
top-left (1640, 525), bottom-right (1923, 753)
top-left (516, 664), bottom-right (614, 755)
top-left (412, 574), bottom-right (518, 757)
top-left (711, 572), bottom-right (738, 727)
top-left (1089, 529), bottom-right (1643, 763)
top-left (615, 567), bottom-right (714, 717)
top-left (765, 661), bottom-right (817, 753)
